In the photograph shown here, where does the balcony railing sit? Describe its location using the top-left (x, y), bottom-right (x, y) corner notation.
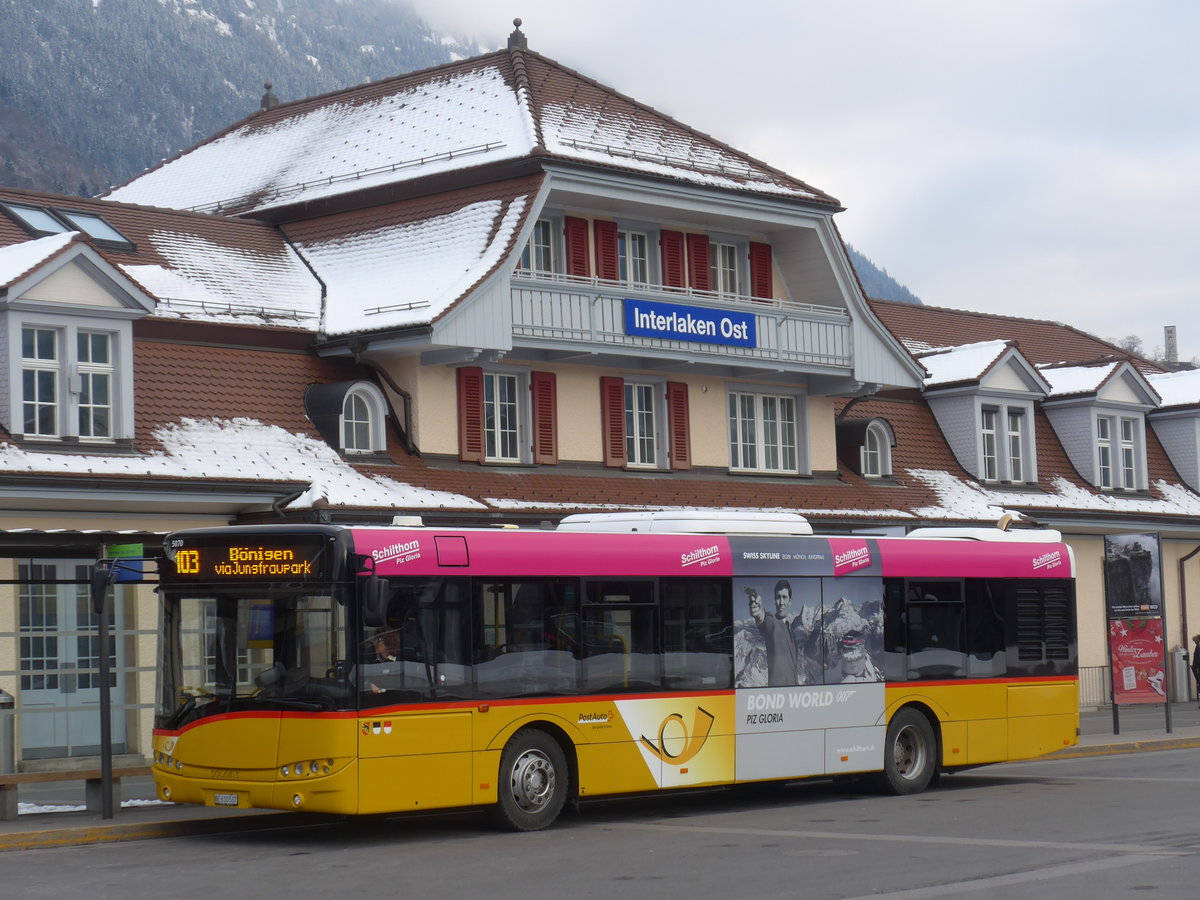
top-left (510, 270), bottom-right (852, 369)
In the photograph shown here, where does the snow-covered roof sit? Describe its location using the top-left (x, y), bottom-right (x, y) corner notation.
top-left (0, 417), bottom-right (481, 512)
top-left (108, 63), bottom-right (536, 213)
top-left (908, 468), bottom-right (1200, 520)
top-left (122, 229), bottom-right (321, 326)
top-left (105, 48), bottom-right (834, 216)
top-left (0, 232), bottom-right (78, 288)
top-left (1147, 369), bottom-right (1200, 409)
top-left (1037, 362), bottom-right (1120, 397)
top-left (916, 340), bottom-right (1009, 386)
top-left (292, 192), bottom-right (529, 335)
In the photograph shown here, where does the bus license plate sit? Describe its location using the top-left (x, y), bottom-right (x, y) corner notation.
top-left (213, 793), bottom-right (240, 807)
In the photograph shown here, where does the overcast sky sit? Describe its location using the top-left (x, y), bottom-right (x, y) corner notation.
top-left (407, 0), bottom-right (1199, 364)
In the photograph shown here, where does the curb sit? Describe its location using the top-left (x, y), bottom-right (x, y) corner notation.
top-left (1048, 736), bottom-right (1200, 760)
top-left (0, 810), bottom-right (329, 852)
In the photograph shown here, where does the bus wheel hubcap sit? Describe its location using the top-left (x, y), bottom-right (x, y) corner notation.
top-left (510, 749), bottom-right (555, 812)
top-left (894, 725), bottom-right (926, 778)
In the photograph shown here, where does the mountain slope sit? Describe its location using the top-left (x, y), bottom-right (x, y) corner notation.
top-left (0, 0), bottom-right (468, 195)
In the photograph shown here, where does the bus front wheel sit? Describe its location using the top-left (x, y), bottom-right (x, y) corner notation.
top-left (493, 729), bottom-right (568, 831)
top-left (878, 708), bottom-right (937, 795)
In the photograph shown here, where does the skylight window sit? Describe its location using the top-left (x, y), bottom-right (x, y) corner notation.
top-left (57, 211), bottom-right (131, 246)
top-left (3, 203), bottom-right (68, 235)
top-left (0, 202), bottom-right (134, 250)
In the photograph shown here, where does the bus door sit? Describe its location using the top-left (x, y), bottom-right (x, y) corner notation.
top-left (357, 577), bottom-right (473, 813)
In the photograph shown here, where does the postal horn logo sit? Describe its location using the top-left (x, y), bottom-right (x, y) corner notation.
top-left (639, 706), bottom-right (715, 765)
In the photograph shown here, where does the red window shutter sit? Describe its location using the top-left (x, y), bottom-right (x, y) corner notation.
top-left (660, 230), bottom-right (685, 289)
top-left (456, 366), bottom-right (484, 463)
top-left (564, 216), bottom-right (590, 278)
top-left (686, 233), bottom-right (710, 291)
top-left (593, 220), bottom-right (619, 282)
top-left (749, 242), bottom-right (773, 299)
top-left (530, 371), bottom-right (558, 465)
top-left (666, 381), bottom-right (692, 471)
top-left (599, 376), bottom-right (626, 468)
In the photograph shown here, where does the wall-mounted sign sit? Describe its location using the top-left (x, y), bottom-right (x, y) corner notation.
top-left (624, 299), bottom-right (757, 348)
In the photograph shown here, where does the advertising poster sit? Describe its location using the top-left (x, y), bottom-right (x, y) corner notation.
top-left (1108, 617), bottom-right (1167, 704)
top-left (733, 575), bottom-right (883, 688)
top-left (1103, 533), bottom-right (1163, 618)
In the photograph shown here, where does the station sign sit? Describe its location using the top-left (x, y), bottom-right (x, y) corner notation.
top-left (624, 299), bottom-right (756, 348)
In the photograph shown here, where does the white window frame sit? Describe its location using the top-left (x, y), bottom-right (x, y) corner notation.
top-left (977, 400), bottom-right (1033, 484)
top-left (518, 218), bottom-right (558, 275)
top-left (861, 421), bottom-right (893, 478)
top-left (623, 379), bottom-right (666, 469)
top-left (727, 388), bottom-right (806, 474)
top-left (12, 318), bottom-right (127, 444)
top-left (483, 368), bottom-right (531, 464)
top-left (1007, 409), bottom-right (1025, 483)
top-left (618, 229), bottom-right (650, 286)
top-left (981, 407), bottom-right (999, 481)
top-left (76, 330), bottom-right (114, 441)
top-left (21, 326), bottom-right (60, 438)
top-left (1095, 412), bottom-right (1144, 491)
top-left (339, 382), bottom-right (388, 455)
top-left (709, 241), bottom-right (744, 296)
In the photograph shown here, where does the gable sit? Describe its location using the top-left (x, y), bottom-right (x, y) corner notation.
top-left (1098, 370), bottom-right (1155, 407)
top-left (21, 260), bottom-right (128, 308)
top-left (980, 357), bottom-right (1041, 394)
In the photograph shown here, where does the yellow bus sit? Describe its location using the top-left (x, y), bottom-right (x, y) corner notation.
top-left (152, 512), bottom-right (1077, 830)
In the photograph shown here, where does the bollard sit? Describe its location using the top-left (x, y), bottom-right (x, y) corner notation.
top-left (0, 689), bottom-right (13, 775)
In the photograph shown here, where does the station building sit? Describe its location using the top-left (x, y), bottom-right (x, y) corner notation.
top-left (0, 25), bottom-right (1197, 773)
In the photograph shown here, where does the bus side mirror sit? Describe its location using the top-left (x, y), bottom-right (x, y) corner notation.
top-left (362, 575), bottom-right (389, 628)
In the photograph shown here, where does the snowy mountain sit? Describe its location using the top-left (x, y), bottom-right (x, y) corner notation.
top-left (0, 0), bottom-right (472, 195)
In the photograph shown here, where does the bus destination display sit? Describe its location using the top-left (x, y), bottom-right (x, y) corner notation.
top-left (168, 538), bottom-right (329, 581)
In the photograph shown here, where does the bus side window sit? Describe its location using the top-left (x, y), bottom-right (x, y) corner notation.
top-left (882, 579), bottom-right (907, 681)
top-left (582, 580), bottom-right (659, 693)
top-left (964, 579), bottom-right (1007, 677)
top-left (474, 579), bottom-right (581, 698)
top-left (661, 579), bottom-right (732, 690)
top-left (905, 580), bottom-right (966, 679)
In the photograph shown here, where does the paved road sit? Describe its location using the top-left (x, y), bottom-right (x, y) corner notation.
top-left (8, 745), bottom-right (1200, 899)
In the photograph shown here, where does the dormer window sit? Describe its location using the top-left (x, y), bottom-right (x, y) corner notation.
top-left (862, 421), bottom-right (893, 478)
top-left (17, 324), bottom-right (122, 443)
top-left (977, 402), bottom-right (1033, 484)
top-left (1096, 413), bottom-right (1143, 490)
top-left (837, 416), bottom-right (894, 479)
top-left (304, 380), bottom-right (390, 457)
top-left (341, 384), bottom-right (387, 455)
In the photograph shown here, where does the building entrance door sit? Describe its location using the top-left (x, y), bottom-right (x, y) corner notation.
top-left (18, 560), bottom-right (126, 759)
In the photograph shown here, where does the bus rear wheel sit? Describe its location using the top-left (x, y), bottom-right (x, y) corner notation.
top-left (493, 729), bottom-right (568, 831)
top-left (878, 708), bottom-right (937, 795)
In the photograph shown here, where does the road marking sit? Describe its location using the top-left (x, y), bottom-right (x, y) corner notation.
top-left (616, 822), bottom-right (1190, 857)
top-left (986, 772), bottom-right (1200, 784)
top-left (837, 854), bottom-right (1167, 899)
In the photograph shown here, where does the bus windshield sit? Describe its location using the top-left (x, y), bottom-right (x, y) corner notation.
top-left (157, 585), bottom-right (353, 730)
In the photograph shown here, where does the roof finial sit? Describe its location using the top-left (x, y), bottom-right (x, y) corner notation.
top-left (260, 81), bottom-right (279, 111)
top-left (507, 17), bottom-right (527, 50)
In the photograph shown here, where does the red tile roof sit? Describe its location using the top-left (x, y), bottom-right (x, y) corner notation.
top-left (868, 297), bottom-right (1159, 371)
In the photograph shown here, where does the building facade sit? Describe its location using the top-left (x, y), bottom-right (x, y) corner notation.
top-left (0, 29), bottom-right (1197, 772)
